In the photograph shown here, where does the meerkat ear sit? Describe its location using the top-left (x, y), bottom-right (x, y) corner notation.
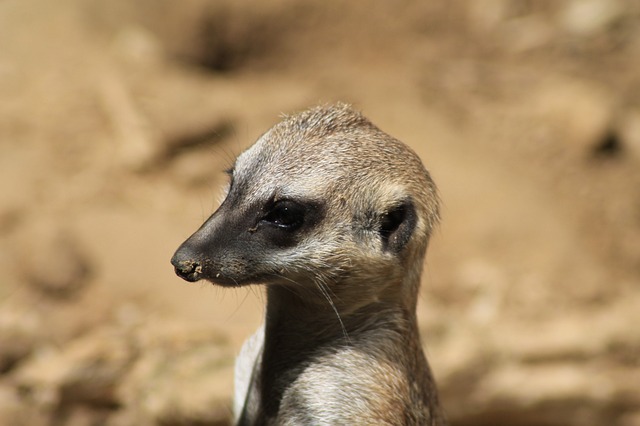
top-left (379, 199), bottom-right (417, 253)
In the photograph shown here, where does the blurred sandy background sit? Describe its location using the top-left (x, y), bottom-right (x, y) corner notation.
top-left (1, 0), bottom-right (640, 425)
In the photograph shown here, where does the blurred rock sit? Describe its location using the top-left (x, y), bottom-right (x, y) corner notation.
top-left (532, 78), bottom-right (616, 156)
top-left (0, 207), bottom-right (22, 236)
top-left (500, 15), bottom-right (555, 52)
top-left (16, 328), bottom-right (134, 409)
top-left (438, 293), bottom-right (640, 426)
top-left (13, 318), bottom-right (235, 426)
top-left (112, 26), bottom-right (164, 68)
top-left (129, 0), bottom-right (291, 73)
top-left (99, 70), bottom-right (158, 172)
top-left (169, 147), bottom-right (226, 188)
top-left (456, 259), bottom-right (507, 324)
top-left (19, 226), bottom-right (93, 300)
top-left (161, 119), bottom-right (234, 164)
top-left (467, 0), bottom-right (511, 32)
top-left (0, 384), bottom-right (26, 425)
top-left (118, 320), bottom-right (234, 426)
top-left (618, 108), bottom-right (640, 162)
top-left (0, 301), bottom-right (43, 373)
top-left (621, 411), bottom-right (640, 426)
top-left (99, 62), bottom-right (236, 173)
top-left (477, 363), bottom-right (609, 406)
top-left (561, 0), bottom-right (623, 36)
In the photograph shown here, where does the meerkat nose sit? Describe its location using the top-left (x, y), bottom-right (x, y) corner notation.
top-left (171, 248), bottom-right (203, 282)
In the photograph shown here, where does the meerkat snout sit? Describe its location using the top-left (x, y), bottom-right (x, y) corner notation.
top-left (171, 103), bottom-right (446, 425)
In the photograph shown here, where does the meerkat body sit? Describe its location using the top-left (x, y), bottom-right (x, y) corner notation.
top-left (172, 104), bottom-right (446, 425)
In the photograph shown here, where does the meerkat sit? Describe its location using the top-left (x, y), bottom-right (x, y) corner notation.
top-left (171, 103), bottom-right (447, 425)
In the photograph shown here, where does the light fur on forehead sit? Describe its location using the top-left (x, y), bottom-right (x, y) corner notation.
top-left (277, 102), bottom-right (373, 138)
top-left (235, 103), bottom-right (440, 231)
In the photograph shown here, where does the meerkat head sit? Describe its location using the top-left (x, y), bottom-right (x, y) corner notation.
top-left (171, 104), bottom-right (439, 306)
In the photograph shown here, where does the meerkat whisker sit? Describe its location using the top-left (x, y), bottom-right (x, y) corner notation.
top-left (314, 279), bottom-right (351, 345)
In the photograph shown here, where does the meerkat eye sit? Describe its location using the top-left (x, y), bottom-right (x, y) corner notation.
top-left (262, 200), bottom-right (305, 230)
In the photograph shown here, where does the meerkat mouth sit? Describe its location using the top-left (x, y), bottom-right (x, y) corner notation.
top-left (171, 254), bottom-right (261, 287)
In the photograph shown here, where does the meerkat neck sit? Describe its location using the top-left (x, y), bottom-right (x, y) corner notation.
top-left (257, 282), bottom-right (423, 419)
top-left (264, 280), bottom-right (417, 341)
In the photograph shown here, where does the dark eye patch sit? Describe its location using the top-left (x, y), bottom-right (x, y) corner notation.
top-left (261, 200), bottom-right (306, 231)
top-left (380, 205), bottom-right (406, 238)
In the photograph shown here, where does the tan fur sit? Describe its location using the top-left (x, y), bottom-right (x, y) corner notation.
top-left (172, 103), bottom-right (447, 425)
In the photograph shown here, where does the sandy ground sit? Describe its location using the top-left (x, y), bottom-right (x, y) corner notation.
top-left (1, 1), bottom-right (640, 425)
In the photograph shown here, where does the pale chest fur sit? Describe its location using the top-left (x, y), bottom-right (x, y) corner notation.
top-left (233, 326), bottom-right (442, 426)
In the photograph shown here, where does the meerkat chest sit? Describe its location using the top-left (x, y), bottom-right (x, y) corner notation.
top-left (234, 325), bottom-right (265, 423)
top-left (274, 349), bottom-right (414, 426)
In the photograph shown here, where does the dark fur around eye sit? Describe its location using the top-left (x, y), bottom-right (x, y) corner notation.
top-left (380, 205), bottom-right (406, 238)
top-left (262, 200), bottom-right (306, 231)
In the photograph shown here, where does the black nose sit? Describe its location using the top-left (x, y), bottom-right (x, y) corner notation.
top-left (171, 249), bottom-right (203, 282)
